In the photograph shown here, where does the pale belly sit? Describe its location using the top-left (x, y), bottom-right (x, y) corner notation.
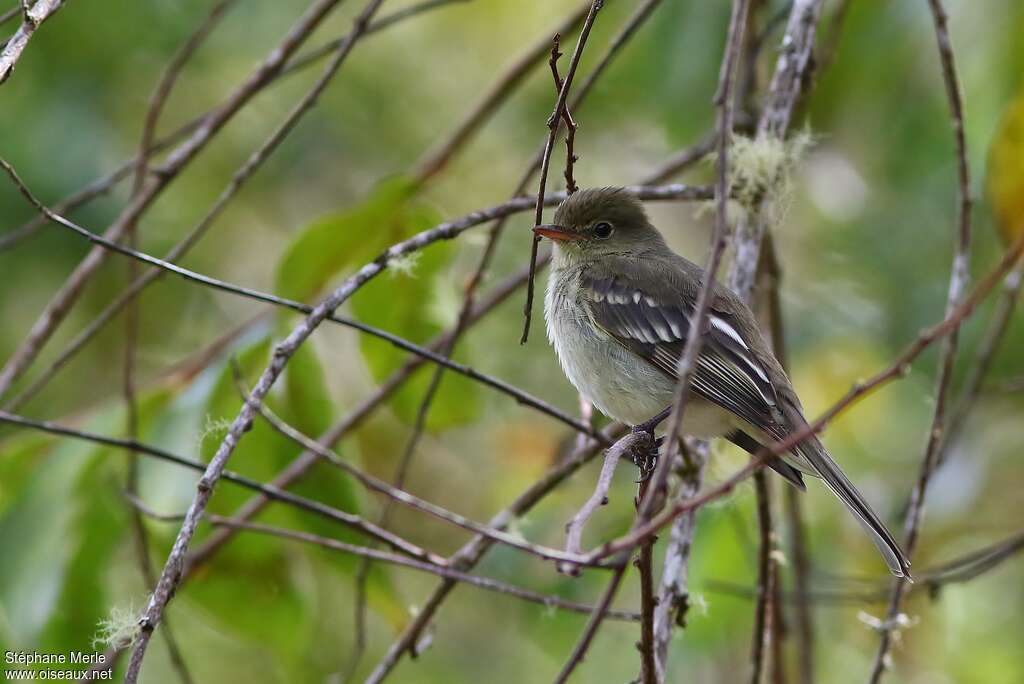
top-left (545, 274), bottom-right (734, 437)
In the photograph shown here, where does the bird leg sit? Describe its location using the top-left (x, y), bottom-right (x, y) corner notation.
top-left (630, 405), bottom-right (672, 437)
top-left (630, 406), bottom-right (671, 481)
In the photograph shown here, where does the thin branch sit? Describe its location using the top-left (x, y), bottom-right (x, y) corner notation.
top-left (636, 474), bottom-right (659, 684)
top-left (521, 0), bottom-right (605, 344)
top-left (0, 0), bottom-right (470, 254)
top-left (785, 487), bottom-right (814, 684)
top-left (708, 529), bottom-right (1024, 605)
top-left (552, 562), bottom-right (630, 684)
top-left (653, 439), bottom-right (709, 679)
top-left (0, 161), bottom-right (614, 436)
top-left (749, 471), bottom-right (777, 684)
top-left (549, 34), bottom-right (580, 194)
top-left (249, 394), bottom-right (599, 568)
top-left (200, 517), bottom-right (638, 621)
top-left (0, 409), bottom-right (444, 566)
top-left (0, 0), bottom-right (350, 402)
top-left (869, 1), bottom-right (972, 679)
top-left (559, 432), bottom-right (651, 575)
top-left (412, 0), bottom-right (592, 182)
top-left (0, 0), bottom-right (65, 84)
top-left (939, 262), bottom-right (1023, 463)
top-left (363, 424), bottom-right (625, 684)
top-left (729, 0), bottom-right (824, 302)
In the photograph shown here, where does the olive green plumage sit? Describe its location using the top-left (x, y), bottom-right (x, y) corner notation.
top-left (538, 187), bottom-right (910, 578)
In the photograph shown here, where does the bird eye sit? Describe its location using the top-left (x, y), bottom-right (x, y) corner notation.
top-left (592, 221), bottom-right (613, 239)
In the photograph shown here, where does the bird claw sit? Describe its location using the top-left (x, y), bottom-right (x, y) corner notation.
top-left (633, 436), bottom-right (663, 483)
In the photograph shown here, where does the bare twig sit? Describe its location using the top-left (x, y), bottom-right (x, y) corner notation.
top-left (940, 262), bottom-right (1023, 462)
top-left (636, 475), bottom-right (659, 684)
top-left (249, 395), bottom-right (599, 568)
top-left (0, 0), bottom-right (470, 255)
top-left (0, 162), bottom-right (611, 437)
top-left (749, 472), bottom-right (777, 684)
top-left (637, 542), bottom-right (658, 684)
top-left (653, 439), bottom-right (709, 679)
top-left (0, 0), bottom-right (65, 84)
top-left (0, 0), bottom-right (349, 402)
top-left (868, 2), bottom-right (972, 680)
top-left (708, 529), bottom-right (1024, 604)
top-left (559, 432), bottom-right (651, 575)
top-left (201, 517), bottom-right (638, 621)
top-left (729, 0), bottom-right (824, 301)
top-left (119, 3), bottom-right (390, 677)
top-left (552, 562), bottom-right (630, 684)
top-left (785, 487), bottom-right (814, 684)
top-left (412, 0), bottom-right (591, 182)
top-left (0, 409), bottom-right (443, 566)
top-left (549, 34), bottom-right (580, 193)
top-left (521, 0), bottom-right (605, 345)
top-left (363, 425), bottom-right (624, 684)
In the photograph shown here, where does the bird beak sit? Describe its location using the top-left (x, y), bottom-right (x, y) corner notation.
top-left (533, 225), bottom-right (583, 242)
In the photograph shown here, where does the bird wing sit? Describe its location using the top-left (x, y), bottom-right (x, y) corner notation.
top-left (580, 267), bottom-right (788, 441)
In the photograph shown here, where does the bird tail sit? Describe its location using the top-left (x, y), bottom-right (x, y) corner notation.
top-left (793, 436), bottom-right (912, 579)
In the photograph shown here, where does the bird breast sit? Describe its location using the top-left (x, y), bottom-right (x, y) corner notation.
top-left (543, 266), bottom-right (733, 436)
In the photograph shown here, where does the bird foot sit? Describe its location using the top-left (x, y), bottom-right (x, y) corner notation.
top-left (633, 435), bottom-right (664, 483)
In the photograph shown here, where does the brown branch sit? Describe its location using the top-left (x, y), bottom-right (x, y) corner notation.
top-left (413, 0), bottom-right (591, 182)
top-left (636, 473), bottom-right (659, 684)
top-left (118, 2), bottom-right (390, 678)
top-left (749, 471), bottom-right (777, 684)
top-left (0, 0), bottom-right (350, 403)
top-left (549, 34), bottom-right (580, 194)
top-left (199, 517), bottom-right (638, 621)
top-left (0, 0), bottom-right (65, 84)
top-left (552, 562), bottom-right (630, 684)
top-left (637, 543), bottom-right (658, 684)
top-left (869, 1), bottom-right (972, 679)
top-left (652, 439), bottom-right (708, 679)
top-left (939, 261), bottom-right (1023, 463)
top-left (0, 162), bottom-right (611, 436)
top-left (709, 529), bottom-right (1024, 605)
top-left (785, 487), bottom-right (814, 684)
top-left (363, 424), bottom-right (625, 684)
top-left (521, 0), bottom-right (605, 345)
top-left (0, 0), bottom-right (470, 255)
top-left (0, 409), bottom-right (444, 566)
top-left (249, 394), bottom-right (599, 568)
top-left (559, 432), bottom-right (651, 576)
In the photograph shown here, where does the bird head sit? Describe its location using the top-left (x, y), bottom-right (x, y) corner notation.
top-left (533, 187), bottom-right (665, 260)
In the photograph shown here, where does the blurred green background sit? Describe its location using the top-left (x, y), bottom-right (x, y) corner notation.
top-left (1, 0), bottom-right (1023, 682)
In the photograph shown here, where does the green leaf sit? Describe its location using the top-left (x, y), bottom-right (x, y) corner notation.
top-left (350, 235), bottom-right (480, 430)
top-left (0, 389), bottom-right (173, 648)
top-left (275, 176), bottom-right (421, 304)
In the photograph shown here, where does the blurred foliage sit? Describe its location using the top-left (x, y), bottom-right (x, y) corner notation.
top-left (1, 0), bottom-right (1023, 682)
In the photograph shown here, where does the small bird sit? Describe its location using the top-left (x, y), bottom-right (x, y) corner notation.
top-left (536, 187), bottom-right (910, 577)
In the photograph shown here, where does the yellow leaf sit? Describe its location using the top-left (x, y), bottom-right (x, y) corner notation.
top-left (988, 93), bottom-right (1024, 245)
